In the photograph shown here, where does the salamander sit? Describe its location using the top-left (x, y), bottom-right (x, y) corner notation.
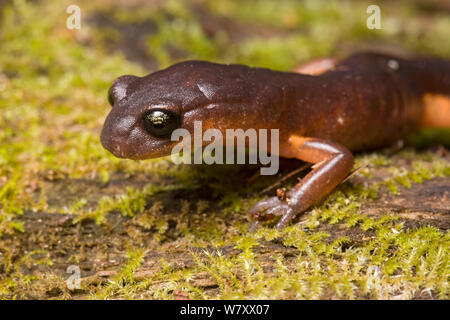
top-left (100, 52), bottom-right (450, 230)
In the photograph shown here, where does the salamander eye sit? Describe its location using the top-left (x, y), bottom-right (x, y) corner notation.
top-left (142, 109), bottom-right (180, 138)
top-left (107, 87), bottom-right (115, 107)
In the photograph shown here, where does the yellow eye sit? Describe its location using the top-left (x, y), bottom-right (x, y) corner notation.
top-left (142, 109), bottom-right (180, 138)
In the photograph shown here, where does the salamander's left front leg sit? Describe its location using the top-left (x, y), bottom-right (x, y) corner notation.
top-left (249, 136), bottom-right (354, 230)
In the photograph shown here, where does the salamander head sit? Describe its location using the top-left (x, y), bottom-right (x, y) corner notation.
top-left (100, 61), bottom-right (270, 160)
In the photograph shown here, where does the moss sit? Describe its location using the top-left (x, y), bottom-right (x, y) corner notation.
top-left (72, 184), bottom-right (177, 225)
top-left (0, 0), bottom-right (449, 300)
top-left (91, 248), bottom-right (146, 299)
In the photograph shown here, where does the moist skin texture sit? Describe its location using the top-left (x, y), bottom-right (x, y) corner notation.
top-left (101, 52), bottom-right (450, 230)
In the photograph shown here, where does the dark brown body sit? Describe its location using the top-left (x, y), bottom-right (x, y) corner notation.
top-left (101, 52), bottom-right (450, 230)
top-left (282, 55), bottom-right (422, 152)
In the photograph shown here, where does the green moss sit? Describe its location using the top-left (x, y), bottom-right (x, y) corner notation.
top-left (91, 248), bottom-right (145, 299)
top-left (72, 184), bottom-right (177, 225)
top-left (0, 0), bottom-right (449, 300)
top-left (407, 128), bottom-right (450, 148)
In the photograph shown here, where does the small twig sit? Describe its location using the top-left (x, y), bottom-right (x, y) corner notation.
top-left (340, 163), bottom-right (369, 185)
top-left (246, 168), bottom-right (263, 184)
top-left (259, 163), bottom-right (311, 195)
top-left (381, 139), bottom-right (405, 156)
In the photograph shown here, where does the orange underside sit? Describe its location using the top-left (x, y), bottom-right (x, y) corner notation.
top-left (421, 94), bottom-right (450, 128)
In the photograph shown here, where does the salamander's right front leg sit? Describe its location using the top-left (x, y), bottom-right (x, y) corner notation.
top-left (249, 136), bottom-right (354, 231)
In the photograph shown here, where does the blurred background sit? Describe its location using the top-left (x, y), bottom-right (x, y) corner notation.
top-left (0, 0), bottom-right (449, 300)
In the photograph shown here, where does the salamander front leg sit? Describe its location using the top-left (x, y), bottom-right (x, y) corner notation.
top-left (249, 136), bottom-right (354, 230)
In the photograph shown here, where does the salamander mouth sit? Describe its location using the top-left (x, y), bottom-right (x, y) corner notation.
top-left (101, 139), bottom-right (144, 160)
top-left (100, 124), bottom-right (130, 159)
top-left (100, 133), bottom-right (125, 158)
top-left (109, 143), bottom-right (127, 158)
top-left (100, 127), bottom-right (175, 160)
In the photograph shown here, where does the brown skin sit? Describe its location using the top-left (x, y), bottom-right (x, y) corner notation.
top-left (101, 52), bottom-right (450, 230)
